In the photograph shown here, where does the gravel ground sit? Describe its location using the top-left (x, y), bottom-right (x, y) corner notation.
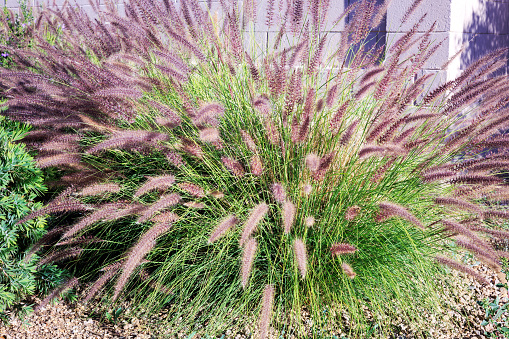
top-left (0, 262), bottom-right (507, 339)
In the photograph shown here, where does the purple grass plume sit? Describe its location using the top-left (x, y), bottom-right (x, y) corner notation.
top-left (271, 182), bottom-right (286, 203)
top-left (305, 216), bottom-right (315, 227)
top-left (293, 238), bottom-right (307, 279)
top-left (345, 205), bottom-right (361, 221)
top-left (36, 153), bottom-right (82, 168)
top-left (37, 246), bottom-right (83, 267)
top-left (178, 182), bottom-right (205, 198)
top-left (208, 214), bottom-right (238, 243)
top-left (377, 202), bottom-right (425, 230)
top-left (258, 284), bottom-right (275, 339)
top-left (83, 265), bottom-right (120, 303)
top-left (137, 193), bottom-right (181, 223)
top-left (113, 221), bottom-right (172, 302)
top-left (305, 153), bottom-right (320, 172)
top-left (222, 156), bottom-right (245, 177)
top-left (16, 200), bottom-right (93, 226)
top-left (341, 263), bottom-right (356, 279)
top-left (241, 237), bottom-right (258, 288)
top-left (199, 127), bottom-right (221, 143)
top-left (134, 175), bottom-right (175, 198)
top-left (250, 155), bottom-right (264, 176)
top-left (78, 183), bottom-right (121, 196)
top-left (240, 129), bottom-right (257, 152)
top-left (61, 202), bottom-right (135, 239)
top-left (434, 255), bottom-right (489, 285)
top-left (283, 200), bottom-right (296, 234)
top-left (150, 211), bottom-right (179, 224)
top-left (331, 243), bottom-right (357, 256)
top-left (35, 277), bottom-right (79, 312)
top-left (302, 183), bottom-right (313, 196)
top-left (239, 203), bottom-right (269, 246)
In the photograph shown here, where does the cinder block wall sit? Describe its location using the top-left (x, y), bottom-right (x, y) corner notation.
top-left (5, 0), bottom-right (509, 84)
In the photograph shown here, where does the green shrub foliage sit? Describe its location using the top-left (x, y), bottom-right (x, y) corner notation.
top-left (0, 116), bottom-right (45, 322)
top-left (2, 0), bottom-right (509, 337)
top-left (0, 116), bottom-right (70, 323)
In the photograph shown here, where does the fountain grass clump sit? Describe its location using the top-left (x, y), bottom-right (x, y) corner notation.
top-left (2, 0), bottom-right (509, 337)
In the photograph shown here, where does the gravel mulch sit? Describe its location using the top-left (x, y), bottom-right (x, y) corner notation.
top-left (0, 262), bottom-right (507, 339)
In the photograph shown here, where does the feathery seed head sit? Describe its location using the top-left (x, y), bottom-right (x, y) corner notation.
top-left (302, 183), bottom-right (313, 196)
top-left (12, 0), bottom-right (509, 334)
top-left (331, 243), bottom-right (357, 255)
top-left (283, 200), bottom-right (296, 234)
top-left (305, 216), bottom-right (315, 227)
top-left (305, 153), bottom-right (320, 172)
top-left (222, 156), bottom-right (245, 177)
top-left (208, 214), bottom-right (238, 243)
top-left (341, 263), bottom-right (356, 279)
top-left (241, 238), bottom-right (258, 288)
top-left (240, 203), bottom-right (269, 246)
top-left (345, 205), bottom-right (361, 221)
top-left (259, 284), bottom-right (275, 339)
top-left (271, 183), bottom-right (286, 203)
top-left (293, 238), bottom-right (307, 279)
top-left (250, 155), bottom-right (264, 176)
top-left (177, 182), bottom-right (205, 197)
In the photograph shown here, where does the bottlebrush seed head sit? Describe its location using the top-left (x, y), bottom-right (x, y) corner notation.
top-left (271, 182), bottom-right (286, 203)
top-left (341, 263), bottom-right (356, 279)
top-left (241, 237), bottom-right (258, 288)
top-left (283, 200), bottom-right (296, 234)
top-left (345, 205), bottom-right (361, 221)
top-left (331, 243), bottom-right (357, 255)
top-left (305, 153), bottom-right (320, 172)
top-left (305, 216), bottom-right (315, 227)
top-left (293, 238), bottom-right (307, 278)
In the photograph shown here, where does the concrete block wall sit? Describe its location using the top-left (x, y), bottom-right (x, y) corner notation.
top-left (5, 0), bottom-right (509, 85)
top-left (449, 0), bottom-right (509, 81)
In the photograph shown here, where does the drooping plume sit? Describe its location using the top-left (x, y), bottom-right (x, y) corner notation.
top-left (341, 263), bottom-right (356, 279)
top-left (222, 156), bottom-right (245, 177)
top-left (434, 255), bottom-right (488, 285)
top-left (239, 203), bottom-right (269, 246)
top-left (35, 277), bottom-right (79, 312)
top-left (293, 238), bottom-right (307, 278)
top-left (271, 182), bottom-right (287, 203)
top-left (250, 155), bottom-right (263, 176)
top-left (241, 237), bottom-right (258, 288)
top-left (305, 153), bottom-right (320, 172)
top-left (345, 205), bottom-right (361, 221)
top-left (258, 284), bottom-right (275, 339)
top-left (208, 214), bottom-right (238, 243)
top-left (16, 200), bottom-right (93, 226)
top-left (283, 200), bottom-right (296, 234)
top-left (113, 221), bottom-right (172, 301)
top-left (137, 193), bottom-right (181, 223)
top-left (376, 201), bottom-right (424, 230)
top-left (78, 183), bottom-right (122, 196)
top-left (305, 216), bottom-right (315, 227)
top-left (177, 182), bottom-right (205, 197)
top-left (134, 175), bottom-right (176, 198)
top-left (330, 243), bottom-right (357, 255)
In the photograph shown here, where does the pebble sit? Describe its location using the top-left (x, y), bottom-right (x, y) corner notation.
top-left (0, 259), bottom-right (506, 338)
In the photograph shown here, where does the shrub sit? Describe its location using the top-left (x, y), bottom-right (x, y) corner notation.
top-left (0, 0), bottom-right (34, 69)
top-left (0, 115), bottom-right (69, 323)
top-left (2, 0), bottom-right (509, 337)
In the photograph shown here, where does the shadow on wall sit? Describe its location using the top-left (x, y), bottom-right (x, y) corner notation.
top-left (343, 0), bottom-right (387, 64)
top-left (460, 0), bottom-right (509, 76)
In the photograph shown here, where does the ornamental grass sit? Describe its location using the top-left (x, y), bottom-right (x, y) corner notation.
top-left (2, 0), bottom-right (509, 337)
